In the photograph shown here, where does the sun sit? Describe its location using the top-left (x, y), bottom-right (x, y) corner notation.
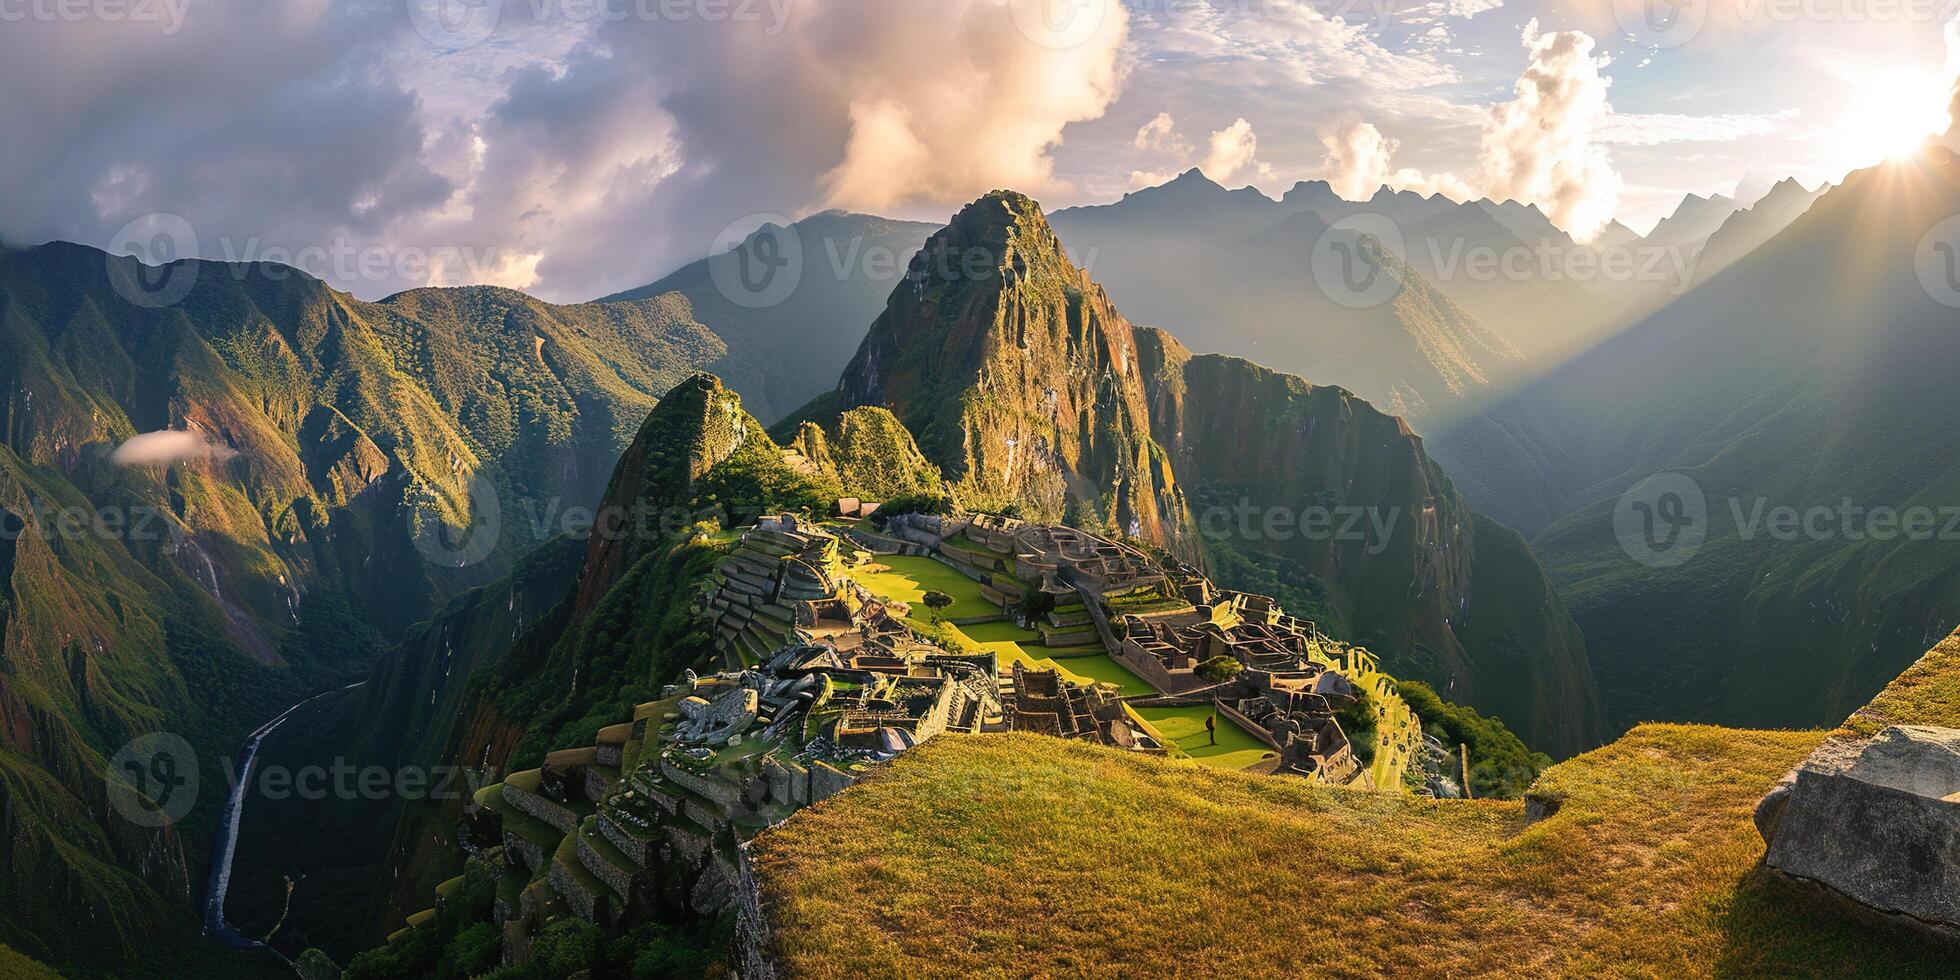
top-left (1833, 68), bottom-right (1953, 166)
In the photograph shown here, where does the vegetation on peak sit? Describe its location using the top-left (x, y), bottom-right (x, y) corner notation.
top-left (783, 405), bottom-right (941, 503)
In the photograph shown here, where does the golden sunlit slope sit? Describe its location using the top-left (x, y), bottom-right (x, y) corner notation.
top-left (745, 632), bottom-right (1960, 977)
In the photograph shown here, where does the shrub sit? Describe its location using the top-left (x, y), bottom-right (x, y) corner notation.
top-left (876, 490), bottom-right (957, 518)
top-left (1396, 680), bottom-right (1552, 799)
top-left (1195, 656), bottom-right (1242, 683)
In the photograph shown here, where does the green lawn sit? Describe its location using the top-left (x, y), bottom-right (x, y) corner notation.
top-left (1135, 706), bottom-right (1276, 770)
top-left (961, 620), bottom-right (1041, 644)
top-left (851, 555), bottom-right (999, 620)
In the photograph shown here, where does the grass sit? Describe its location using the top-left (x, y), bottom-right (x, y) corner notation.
top-left (960, 620), bottom-right (1040, 644)
top-left (0, 945), bottom-right (61, 979)
top-left (749, 726), bottom-right (1960, 977)
top-left (944, 620), bottom-right (1154, 695)
top-left (850, 555), bottom-right (1000, 620)
top-left (1133, 706), bottom-right (1275, 770)
top-left (1838, 629), bottom-right (1960, 738)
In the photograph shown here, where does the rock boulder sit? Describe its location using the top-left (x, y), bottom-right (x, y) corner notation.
top-left (1760, 725), bottom-right (1960, 930)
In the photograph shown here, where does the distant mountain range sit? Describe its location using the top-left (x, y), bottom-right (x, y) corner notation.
top-left (1433, 149), bottom-right (1960, 733)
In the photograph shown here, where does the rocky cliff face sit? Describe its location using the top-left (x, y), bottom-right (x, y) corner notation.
top-left (828, 192), bottom-right (1602, 753)
top-left (1131, 330), bottom-right (1601, 753)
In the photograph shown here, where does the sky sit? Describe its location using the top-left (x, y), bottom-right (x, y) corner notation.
top-left (2, 0), bottom-right (1957, 302)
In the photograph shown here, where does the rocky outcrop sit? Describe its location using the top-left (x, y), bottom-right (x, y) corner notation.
top-left (1758, 725), bottom-right (1960, 932)
top-left (833, 191), bottom-right (1193, 547)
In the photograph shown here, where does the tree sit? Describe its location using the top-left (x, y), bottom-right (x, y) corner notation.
top-left (1195, 656), bottom-right (1242, 684)
top-left (921, 590), bottom-right (955, 622)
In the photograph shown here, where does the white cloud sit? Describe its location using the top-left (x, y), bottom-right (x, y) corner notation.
top-left (1318, 119), bottom-right (1472, 201)
top-left (110, 431), bottom-right (238, 468)
top-left (1475, 20), bottom-right (1620, 242)
top-left (1945, 12), bottom-right (1960, 145)
top-left (1200, 118), bottom-right (1272, 182)
top-left (1320, 121), bottom-right (1400, 200)
top-left (1134, 111), bottom-right (1189, 154)
top-left (0, 0), bottom-right (1134, 302)
top-left (1598, 110), bottom-right (1800, 146)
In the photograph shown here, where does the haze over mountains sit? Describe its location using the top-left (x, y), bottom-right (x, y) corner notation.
top-left (1046, 169), bottom-right (1767, 422)
top-left (1438, 148), bottom-right (1960, 733)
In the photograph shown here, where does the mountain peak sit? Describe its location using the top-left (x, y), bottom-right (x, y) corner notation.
top-left (915, 190), bottom-right (1074, 288)
top-left (1167, 166), bottom-right (1223, 189)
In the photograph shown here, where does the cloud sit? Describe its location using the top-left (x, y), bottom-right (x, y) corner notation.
top-left (1134, 112), bottom-right (1188, 153)
top-left (447, 0), bottom-right (1133, 298)
top-left (110, 431), bottom-right (238, 468)
top-left (0, 1), bottom-right (450, 291)
top-left (1317, 119), bottom-right (1474, 202)
top-left (1475, 21), bottom-right (1620, 242)
top-left (1597, 110), bottom-right (1800, 146)
top-left (0, 0), bottom-right (1132, 303)
top-left (1319, 121), bottom-right (1399, 200)
top-left (1200, 118), bottom-right (1271, 182)
top-left (1946, 13), bottom-right (1960, 145)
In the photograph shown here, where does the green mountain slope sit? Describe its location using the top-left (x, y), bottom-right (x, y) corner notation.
top-left (0, 242), bottom-right (725, 971)
top-left (604, 211), bottom-right (938, 424)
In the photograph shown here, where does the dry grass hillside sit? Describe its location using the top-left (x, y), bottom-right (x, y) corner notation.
top-left (746, 633), bottom-right (1960, 977)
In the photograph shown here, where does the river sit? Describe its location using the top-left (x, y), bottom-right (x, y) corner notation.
top-left (202, 681), bottom-right (365, 953)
